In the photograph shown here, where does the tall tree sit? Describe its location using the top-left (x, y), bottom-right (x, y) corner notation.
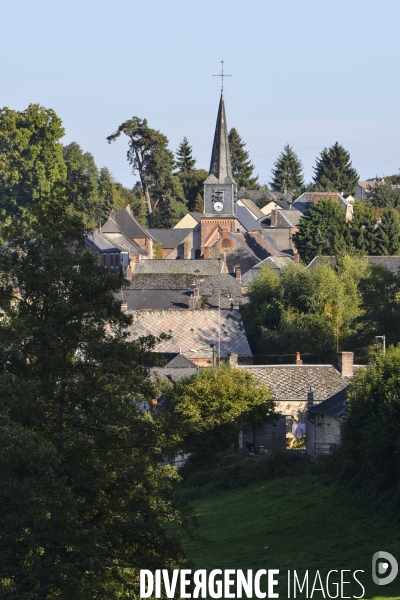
top-left (313, 142), bottom-right (359, 194)
top-left (177, 168), bottom-right (208, 212)
top-left (63, 142), bottom-right (100, 226)
top-left (107, 117), bottom-right (187, 227)
top-left (228, 128), bottom-right (259, 189)
top-left (175, 137), bottom-right (196, 172)
top-left (270, 144), bottom-right (304, 195)
top-left (0, 104), bottom-right (66, 220)
top-left (351, 200), bottom-right (378, 255)
top-left (375, 208), bottom-right (400, 255)
top-left (367, 179), bottom-right (400, 208)
top-left (292, 198), bottom-right (353, 264)
top-left (0, 196), bottom-right (186, 597)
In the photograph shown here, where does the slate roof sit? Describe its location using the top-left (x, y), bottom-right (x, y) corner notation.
top-left (237, 190), bottom-right (295, 204)
top-left (148, 228), bottom-right (192, 248)
top-left (236, 204), bottom-right (263, 232)
top-left (130, 273), bottom-right (201, 289)
top-left (195, 274), bottom-right (246, 308)
top-left (165, 354), bottom-right (197, 368)
top-left (275, 209), bottom-right (303, 228)
top-left (241, 256), bottom-right (293, 285)
top-left (114, 206), bottom-right (155, 240)
top-left (292, 192), bottom-right (351, 215)
top-left (307, 255), bottom-right (400, 275)
top-left (238, 198), bottom-right (265, 220)
top-left (229, 232), bottom-right (287, 262)
top-left (309, 388), bottom-right (346, 417)
top-left (123, 289), bottom-right (191, 310)
top-left (238, 364), bottom-right (356, 403)
top-left (127, 309), bottom-right (253, 360)
top-left (85, 232), bottom-right (118, 252)
top-left (206, 92), bottom-right (235, 185)
top-left (150, 366), bottom-right (197, 384)
top-left (188, 212), bottom-right (203, 223)
top-left (132, 259), bottom-right (222, 276)
top-left (102, 232), bottom-right (147, 255)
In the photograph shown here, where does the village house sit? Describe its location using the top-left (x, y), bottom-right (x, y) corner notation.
top-left (292, 192), bottom-right (354, 221)
top-left (306, 388), bottom-right (346, 457)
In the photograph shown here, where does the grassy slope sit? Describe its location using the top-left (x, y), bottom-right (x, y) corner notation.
top-left (184, 475), bottom-right (400, 599)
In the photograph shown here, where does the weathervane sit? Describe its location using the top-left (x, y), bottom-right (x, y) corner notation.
top-left (213, 60), bottom-right (232, 92)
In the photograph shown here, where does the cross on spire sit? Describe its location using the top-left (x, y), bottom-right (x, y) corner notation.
top-left (213, 60), bottom-right (232, 92)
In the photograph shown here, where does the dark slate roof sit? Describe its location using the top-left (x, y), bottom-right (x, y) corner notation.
top-left (229, 232), bottom-right (287, 262)
top-left (85, 231), bottom-right (118, 252)
top-left (292, 192), bottom-right (351, 215)
top-left (237, 190), bottom-right (295, 204)
top-left (275, 209), bottom-right (303, 228)
top-left (309, 388), bottom-right (346, 417)
top-left (114, 206), bottom-right (155, 240)
top-left (123, 289), bottom-right (191, 310)
top-left (188, 212), bottom-right (203, 223)
top-left (238, 365), bottom-right (355, 403)
top-left (241, 256), bottom-right (293, 286)
top-left (165, 354), bottom-right (197, 368)
top-left (238, 198), bottom-right (265, 220)
top-left (150, 366), bottom-right (197, 383)
top-left (147, 228), bottom-right (192, 248)
top-left (132, 259), bottom-right (222, 276)
top-left (102, 232), bottom-right (147, 255)
top-left (127, 308), bottom-right (253, 360)
top-left (307, 255), bottom-right (400, 275)
top-left (195, 274), bottom-right (245, 308)
top-left (130, 273), bottom-right (201, 289)
top-left (236, 205), bottom-right (263, 231)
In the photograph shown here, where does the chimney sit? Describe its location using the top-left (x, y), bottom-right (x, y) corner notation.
top-left (307, 384), bottom-right (314, 407)
top-left (221, 253), bottom-right (229, 274)
top-left (338, 352), bottom-right (354, 376)
top-left (295, 351), bottom-right (303, 365)
top-left (235, 267), bottom-right (241, 280)
top-left (229, 352), bottom-right (238, 366)
top-left (183, 241), bottom-right (190, 259)
top-left (270, 209), bottom-right (278, 227)
top-left (188, 294), bottom-right (196, 310)
top-left (121, 301), bottom-right (128, 312)
top-left (293, 252), bottom-right (300, 263)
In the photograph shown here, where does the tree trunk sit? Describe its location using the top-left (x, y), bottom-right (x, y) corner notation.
top-left (133, 144), bottom-right (153, 228)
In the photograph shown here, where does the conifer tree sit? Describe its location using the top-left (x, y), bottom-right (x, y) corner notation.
top-left (313, 142), bottom-right (359, 194)
top-left (175, 137), bottom-right (196, 172)
top-left (228, 128), bottom-right (259, 189)
top-left (270, 144), bottom-right (304, 195)
top-left (376, 208), bottom-right (400, 255)
top-left (193, 192), bottom-right (204, 212)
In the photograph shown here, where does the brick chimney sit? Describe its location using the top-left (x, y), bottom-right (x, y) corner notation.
top-left (338, 352), bottom-right (354, 376)
top-left (229, 352), bottom-right (238, 366)
top-left (270, 209), bottom-right (278, 227)
top-left (221, 253), bottom-right (229, 274)
top-left (295, 351), bottom-right (303, 365)
top-left (235, 267), bottom-right (241, 280)
top-left (188, 294), bottom-right (196, 310)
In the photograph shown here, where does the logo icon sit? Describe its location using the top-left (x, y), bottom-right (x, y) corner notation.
top-left (372, 551), bottom-right (398, 585)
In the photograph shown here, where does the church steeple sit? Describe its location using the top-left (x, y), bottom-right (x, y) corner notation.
top-left (209, 91), bottom-right (235, 184)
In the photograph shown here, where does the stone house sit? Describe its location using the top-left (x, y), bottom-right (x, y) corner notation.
top-left (148, 228), bottom-right (200, 259)
top-left (292, 192), bottom-right (353, 221)
top-left (306, 388), bottom-right (346, 457)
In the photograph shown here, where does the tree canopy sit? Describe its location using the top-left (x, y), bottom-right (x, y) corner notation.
top-left (175, 137), bottom-right (196, 172)
top-left (313, 142), bottom-right (359, 194)
top-left (228, 128), bottom-right (259, 189)
top-left (0, 104), bottom-right (66, 220)
top-left (270, 144), bottom-right (304, 196)
top-left (107, 117), bottom-right (187, 227)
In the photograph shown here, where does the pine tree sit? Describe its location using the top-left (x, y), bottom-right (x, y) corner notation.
top-left (313, 142), bottom-right (359, 194)
top-left (228, 128), bottom-right (259, 189)
top-left (193, 192), bottom-right (204, 212)
top-left (376, 208), bottom-right (400, 255)
top-left (175, 137), bottom-right (196, 172)
top-left (270, 144), bottom-right (304, 195)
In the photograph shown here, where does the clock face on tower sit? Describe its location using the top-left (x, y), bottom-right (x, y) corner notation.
top-left (214, 201), bottom-right (223, 212)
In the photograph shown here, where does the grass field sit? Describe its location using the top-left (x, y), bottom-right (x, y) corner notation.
top-left (183, 473), bottom-right (400, 599)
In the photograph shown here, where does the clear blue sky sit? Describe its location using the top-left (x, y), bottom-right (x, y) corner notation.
top-left (2, 0), bottom-right (399, 188)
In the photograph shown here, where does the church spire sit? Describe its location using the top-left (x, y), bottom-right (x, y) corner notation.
top-left (209, 91), bottom-right (235, 184)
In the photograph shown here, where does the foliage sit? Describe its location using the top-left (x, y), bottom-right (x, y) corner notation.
top-left (0, 104), bottom-right (66, 221)
top-left (176, 168), bottom-right (208, 212)
top-left (313, 142), bottom-right (359, 194)
top-left (63, 142), bottom-right (100, 226)
top-left (228, 128), bottom-right (259, 189)
top-left (376, 208), bottom-right (400, 255)
top-left (341, 346), bottom-right (400, 513)
top-left (0, 196), bottom-right (186, 597)
top-left (241, 257), bottom-right (369, 363)
top-left (350, 200), bottom-right (378, 254)
top-left (175, 137), bottom-right (196, 172)
top-left (163, 366), bottom-right (276, 462)
top-left (193, 192), bottom-right (204, 212)
top-left (107, 117), bottom-right (187, 227)
top-left (292, 198), bottom-right (352, 264)
top-left (367, 179), bottom-right (400, 208)
top-left (270, 144), bottom-right (304, 196)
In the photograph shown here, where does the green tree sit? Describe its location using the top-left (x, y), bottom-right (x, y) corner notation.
top-left (341, 346), bottom-right (400, 510)
top-left (313, 142), bottom-right (359, 194)
top-left (193, 192), bottom-right (204, 212)
top-left (292, 198), bottom-right (353, 264)
top-left (0, 104), bottom-right (66, 220)
top-left (164, 366), bottom-right (276, 463)
top-left (175, 137), bottom-right (196, 172)
top-left (375, 208), bottom-right (400, 255)
top-left (228, 128), bottom-right (259, 189)
top-left (270, 144), bottom-right (304, 195)
top-left (177, 168), bottom-right (209, 212)
top-left (63, 142), bottom-right (100, 226)
top-left (107, 117), bottom-right (187, 227)
top-left (367, 179), bottom-right (400, 208)
top-left (351, 200), bottom-right (378, 255)
top-left (0, 196), bottom-right (186, 597)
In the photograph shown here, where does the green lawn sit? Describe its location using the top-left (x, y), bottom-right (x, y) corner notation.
top-left (183, 474), bottom-right (400, 599)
